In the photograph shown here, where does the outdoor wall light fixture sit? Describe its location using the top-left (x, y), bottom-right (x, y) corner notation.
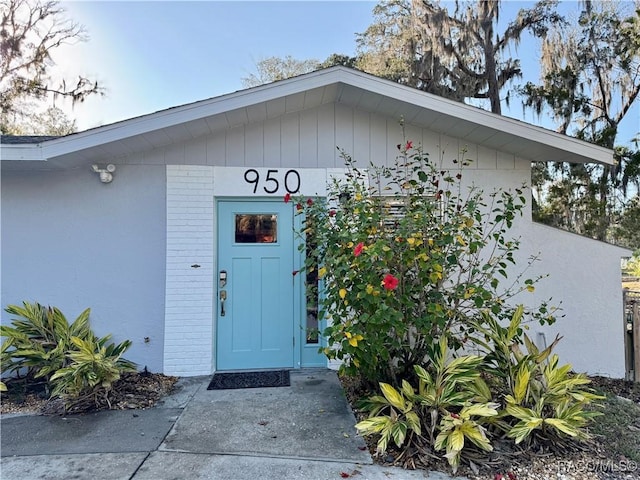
top-left (92, 164), bottom-right (116, 183)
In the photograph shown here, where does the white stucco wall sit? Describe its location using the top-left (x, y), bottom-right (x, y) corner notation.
top-left (1, 165), bottom-right (167, 372)
top-left (520, 223), bottom-right (628, 378)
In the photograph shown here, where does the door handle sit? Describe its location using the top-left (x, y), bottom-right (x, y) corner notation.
top-left (220, 290), bottom-right (227, 317)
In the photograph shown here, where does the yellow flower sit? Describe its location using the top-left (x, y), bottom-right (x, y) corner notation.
top-left (345, 332), bottom-right (364, 347)
top-left (318, 266), bottom-right (327, 279)
top-left (526, 285), bottom-right (535, 293)
top-left (355, 193), bottom-right (362, 201)
top-left (339, 288), bottom-right (347, 299)
top-left (407, 237), bottom-right (416, 246)
top-left (366, 284), bottom-right (374, 295)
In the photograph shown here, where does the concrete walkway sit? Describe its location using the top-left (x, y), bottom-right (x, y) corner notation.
top-left (0, 370), bottom-right (465, 480)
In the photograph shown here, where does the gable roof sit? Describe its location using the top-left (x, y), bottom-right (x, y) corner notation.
top-left (1, 66), bottom-right (614, 170)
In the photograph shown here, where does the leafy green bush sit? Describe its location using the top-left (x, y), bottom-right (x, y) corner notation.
top-left (295, 141), bottom-right (555, 385)
top-left (470, 307), bottom-right (603, 446)
top-left (50, 335), bottom-right (136, 410)
top-left (356, 310), bottom-right (603, 472)
top-left (1, 301), bottom-right (137, 410)
top-left (356, 339), bottom-right (498, 472)
top-left (1, 302), bottom-right (94, 384)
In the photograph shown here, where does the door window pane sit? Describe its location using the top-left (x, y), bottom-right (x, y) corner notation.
top-left (235, 214), bottom-right (278, 243)
top-left (305, 218), bottom-right (319, 344)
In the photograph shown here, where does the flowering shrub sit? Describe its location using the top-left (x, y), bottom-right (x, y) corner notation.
top-left (294, 142), bottom-right (556, 386)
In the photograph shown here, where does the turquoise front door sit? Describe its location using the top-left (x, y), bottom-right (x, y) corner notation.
top-left (216, 200), bottom-right (295, 370)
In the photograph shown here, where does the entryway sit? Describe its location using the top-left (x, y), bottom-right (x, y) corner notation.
top-left (216, 200), bottom-right (295, 370)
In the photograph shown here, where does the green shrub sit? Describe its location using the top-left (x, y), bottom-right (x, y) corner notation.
top-left (50, 335), bottom-right (136, 410)
top-left (1, 301), bottom-right (137, 410)
top-left (356, 310), bottom-right (603, 472)
top-left (356, 338), bottom-right (497, 472)
top-left (471, 307), bottom-right (603, 446)
top-left (1, 302), bottom-right (93, 383)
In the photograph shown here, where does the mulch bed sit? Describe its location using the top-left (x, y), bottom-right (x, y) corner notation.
top-left (589, 375), bottom-right (640, 402)
top-left (1, 372), bottom-right (178, 415)
top-left (339, 373), bottom-right (640, 480)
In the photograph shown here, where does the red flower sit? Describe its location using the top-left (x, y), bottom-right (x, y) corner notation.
top-left (353, 242), bottom-right (364, 257)
top-left (307, 198), bottom-right (314, 206)
top-left (284, 193), bottom-right (291, 203)
top-left (296, 203), bottom-right (303, 211)
top-left (405, 140), bottom-right (413, 150)
top-left (382, 274), bottom-right (399, 290)
top-left (329, 209), bottom-right (336, 217)
top-left (507, 472), bottom-right (517, 480)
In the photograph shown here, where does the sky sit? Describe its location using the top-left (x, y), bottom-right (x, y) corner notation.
top-left (57, 0), bottom-right (377, 130)
top-left (54, 0), bottom-right (638, 144)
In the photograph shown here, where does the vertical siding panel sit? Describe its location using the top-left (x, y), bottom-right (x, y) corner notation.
top-left (299, 109), bottom-right (318, 168)
top-left (245, 123), bottom-right (264, 167)
top-left (184, 138), bottom-right (207, 165)
top-left (317, 103), bottom-right (335, 167)
top-left (385, 119), bottom-right (401, 167)
top-left (226, 127), bottom-right (245, 166)
top-left (281, 114), bottom-right (299, 167)
top-left (143, 149), bottom-right (166, 165)
top-left (421, 130), bottom-right (440, 167)
top-left (403, 124), bottom-right (422, 155)
top-left (207, 131), bottom-right (226, 166)
top-left (497, 150), bottom-right (516, 169)
top-left (514, 157), bottom-right (530, 170)
top-left (439, 135), bottom-right (460, 169)
top-left (477, 145), bottom-right (498, 170)
top-left (125, 152), bottom-right (144, 165)
top-left (353, 110), bottom-right (370, 164)
top-left (369, 115), bottom-right (387, 167)
top-left (335, 104), bottom-right (354, 163)
top-left (164, 143), bottom-right (185, 164)
top-left (460, 141), bottom-right (478, 169)
top-left (263, 119), bottom-right (281, 167)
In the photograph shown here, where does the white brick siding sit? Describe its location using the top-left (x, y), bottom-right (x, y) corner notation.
top-left (164, 165), bottom-right (215, 375)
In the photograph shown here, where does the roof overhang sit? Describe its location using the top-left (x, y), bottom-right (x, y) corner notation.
top-left (0, 67), bottom-right (614, 170)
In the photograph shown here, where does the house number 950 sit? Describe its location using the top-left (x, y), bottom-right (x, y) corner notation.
top-left (243, 169), bottom-right (301, 194)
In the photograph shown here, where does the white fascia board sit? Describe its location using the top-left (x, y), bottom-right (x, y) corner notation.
top-left (339, 69), bottom-right (614, 165)
top-left (0, 144), bottom-right (45, 162)
top-left (4, 67), bottom-right (614, 165)
top-left (37, 70), bottom-right (346, 161)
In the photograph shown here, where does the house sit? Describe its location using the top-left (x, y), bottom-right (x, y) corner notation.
top-left (1, 67), bottom-right (631, 378)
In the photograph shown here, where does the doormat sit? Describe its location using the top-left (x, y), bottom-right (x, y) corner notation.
top-left (207, 370), bottom-right (290, 390)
